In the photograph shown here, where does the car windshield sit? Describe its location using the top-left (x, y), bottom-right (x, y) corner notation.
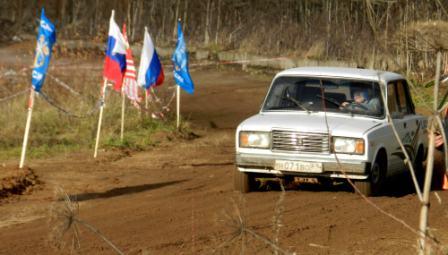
top-left (262, 76), bottom-right (384, 117)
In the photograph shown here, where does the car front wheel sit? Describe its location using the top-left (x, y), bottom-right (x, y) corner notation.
top-left (234, 168), bottom-right (256, 193)
top-left (354, 161), bottom-right (386, 196)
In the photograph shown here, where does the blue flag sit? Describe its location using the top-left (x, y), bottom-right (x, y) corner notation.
top-left (172, 20), bottom-right (194, 94)
top-left (31, 9), bottom-right (56, 92)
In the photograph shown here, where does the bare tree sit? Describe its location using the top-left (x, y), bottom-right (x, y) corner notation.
top-left (204, 0), bottom-right (211, 45)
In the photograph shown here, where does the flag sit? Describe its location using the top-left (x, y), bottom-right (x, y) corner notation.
top-left (172, 20), bottom-right (194, 94)
top-left (103, 11), bottom-right (127, 91)
top-left (121, 24), bottom-right (141, 107)
top-left (137, 27), bottom-right (164, 90)
top-left (31, 8), bottom-right (56, 92)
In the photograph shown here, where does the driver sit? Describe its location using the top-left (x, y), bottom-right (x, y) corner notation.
top-left (341, 90), bottom-right (380, 113)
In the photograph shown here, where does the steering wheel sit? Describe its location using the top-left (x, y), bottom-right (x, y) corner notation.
top-left (341, 101), bottom-right (368, 111)
top-left (347, 102), bottom-right (368, 111)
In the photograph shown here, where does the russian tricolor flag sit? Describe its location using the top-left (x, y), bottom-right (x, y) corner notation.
top-left (137, 27), bottom-right (164, 90)
top-left (103, 11), bottom-right (127, 91)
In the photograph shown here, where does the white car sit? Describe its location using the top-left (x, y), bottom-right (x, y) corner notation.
top-left (235, 67), bottom-right (427, 196)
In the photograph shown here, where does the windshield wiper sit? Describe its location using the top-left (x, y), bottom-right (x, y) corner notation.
top-left (284, 92), bottom-right (310, 113)
top-left (316, 94), bottom-right (340, 107)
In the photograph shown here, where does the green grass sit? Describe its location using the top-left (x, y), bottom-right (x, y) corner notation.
top-left (103, 118), bottom-right (178, 151)
top-left (0, 108), bottom-right (177, 161)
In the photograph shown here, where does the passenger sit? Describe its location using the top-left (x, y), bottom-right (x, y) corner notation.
top-left (341, 90), bottom-right (380, 113)
top-left (431, 107), bottom-right (448, 190)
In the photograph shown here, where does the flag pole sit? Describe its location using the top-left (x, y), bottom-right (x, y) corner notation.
top-left (120, 88), bottom-right (125, 142)
top-left (94, 79), bottom-right (108, 158)
top-left (176, 85), bottom-right (180, 129)
top-left (19, 88), bottom-right (35, 168)
top-left (145, 89), bottom-right (149, 110)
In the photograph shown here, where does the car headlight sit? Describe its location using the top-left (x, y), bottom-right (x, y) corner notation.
top-left (332, 137), bottom-right (364, 154)
top-left (239, 131), bottom-right (271, 149)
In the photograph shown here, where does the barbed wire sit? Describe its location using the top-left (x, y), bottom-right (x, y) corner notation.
top-left (0, 56), bottom-right (287, 118)
top-left (0, 67), bottom-right (166, 118)
top-left (47, 73), bottom-right (82, 96)
top-left (0, 89), bottom-right (28, 103)
top-left (0, 83), bottom-right (175, 120)
top-left (149, 87), bottom-right (176, 109)
top-left (38, 83), bottom-right (176, 120)
top-left (38, 91), bottom-right (101, 119)
top-left (131, 87), bottom-right (176, 120)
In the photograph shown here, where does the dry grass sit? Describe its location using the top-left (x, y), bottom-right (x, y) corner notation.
top-left (407, 21), bottom-right (448, 51)
top-left (48, 187), bottom-right (124, 254)
top-left (212, 186), bottom-right (294, 255)
top-left (0, 65), bottom-right (176, 161)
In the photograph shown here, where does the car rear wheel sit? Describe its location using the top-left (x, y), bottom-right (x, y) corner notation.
top-left (354, 161), bottom-right (386, 196)
top-left (234, 168), bottom-right (256, 193)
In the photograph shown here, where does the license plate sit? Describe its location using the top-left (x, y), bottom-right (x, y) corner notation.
top-left (274, 160), bottom-right (323, 173)
top-left (295, 177), bottom-right (319, 184)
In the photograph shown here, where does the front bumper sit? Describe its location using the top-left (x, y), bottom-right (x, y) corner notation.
top-left (236, 153), bottom-right (370, 180)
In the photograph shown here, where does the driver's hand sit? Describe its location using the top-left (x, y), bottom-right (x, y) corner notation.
top-left (435, 134), bottom-right (444, 148)
top-left (340, 102), bottom-right (349, 109)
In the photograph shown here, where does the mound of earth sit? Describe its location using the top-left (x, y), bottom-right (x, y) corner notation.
top-left (0, 166), bottom-right (39, 199)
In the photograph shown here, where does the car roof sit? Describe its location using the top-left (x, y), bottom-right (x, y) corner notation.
top-left (276, 66), bottom-right (404, 82)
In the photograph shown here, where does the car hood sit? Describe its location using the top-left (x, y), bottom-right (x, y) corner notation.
top-left (238, 112), bottom-right (383, 137)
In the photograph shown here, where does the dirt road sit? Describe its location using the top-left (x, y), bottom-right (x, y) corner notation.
top-left (1, 45), bottom-right (448, 255)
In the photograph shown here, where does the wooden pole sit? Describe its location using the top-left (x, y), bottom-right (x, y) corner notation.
top-left (418, 50), bottom-right (442, 254)
top-left (145, 88), bottom-right (149, 110)
top-left (94, 79), bottom-right (108, 158)
top-left (176, 85), bottom-right (180, 129)
top-left (19, 88), bottom-right (35, 168)
top-left (120, 88), bottom-right (125, 142)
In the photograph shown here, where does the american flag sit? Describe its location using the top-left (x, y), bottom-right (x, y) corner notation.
top-left (122, 24), bottom-right (141, 108)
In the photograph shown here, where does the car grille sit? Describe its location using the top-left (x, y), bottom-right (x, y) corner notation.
top-left (271, 130), bottom-right (330, 153)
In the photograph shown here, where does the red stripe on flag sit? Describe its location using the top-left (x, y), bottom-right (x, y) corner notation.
top-left (121, 23), bottom-right (141, 105)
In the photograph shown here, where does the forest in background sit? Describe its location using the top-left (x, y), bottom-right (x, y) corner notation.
top-left (1, 0), bottom-right (448, 75)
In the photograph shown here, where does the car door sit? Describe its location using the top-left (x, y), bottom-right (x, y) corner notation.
top-left (387, 81), bottom-right (407, 175)
top-left (396, 80), bottom-right (421, 162)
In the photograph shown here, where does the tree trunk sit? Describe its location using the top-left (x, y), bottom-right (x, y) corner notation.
top-left (126, 0), bottom-right (132, 35)
top-left (161, 1), bottom-right (166, 41)
top-left (326, 0), bottom-right (332, 59)
top-left (214, 0), bottom-right (221, 45)
top-left (131, 0), bottom-right (143, 41)
top-left (57, 0), bottom-right (67, 26)
top-left (204, 0), bottom-right (211, 45)
top-left (183, 0), bottom-right (188, 31)
top-left (172, 0), bottom-right (180, 38)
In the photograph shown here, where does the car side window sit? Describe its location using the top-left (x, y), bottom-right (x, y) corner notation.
top-left (387, 82), bottom-right (399, 114)
top-left (396, 80), bottom-right (411, 114)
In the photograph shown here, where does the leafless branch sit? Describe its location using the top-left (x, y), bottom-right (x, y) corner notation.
top-left (272, 182), bottom-right (285, 255)
top-left (213, 196), bottom-right (294, 255)
top-left (418, 50), bottom-right (442, 255)
top-left (49, 187), bottom-right (124, 255)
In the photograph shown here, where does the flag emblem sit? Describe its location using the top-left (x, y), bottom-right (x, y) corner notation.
top-left (172, 20), bottom-right (194, 94)
top-left (31, 8), bottom-right (56, 92)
